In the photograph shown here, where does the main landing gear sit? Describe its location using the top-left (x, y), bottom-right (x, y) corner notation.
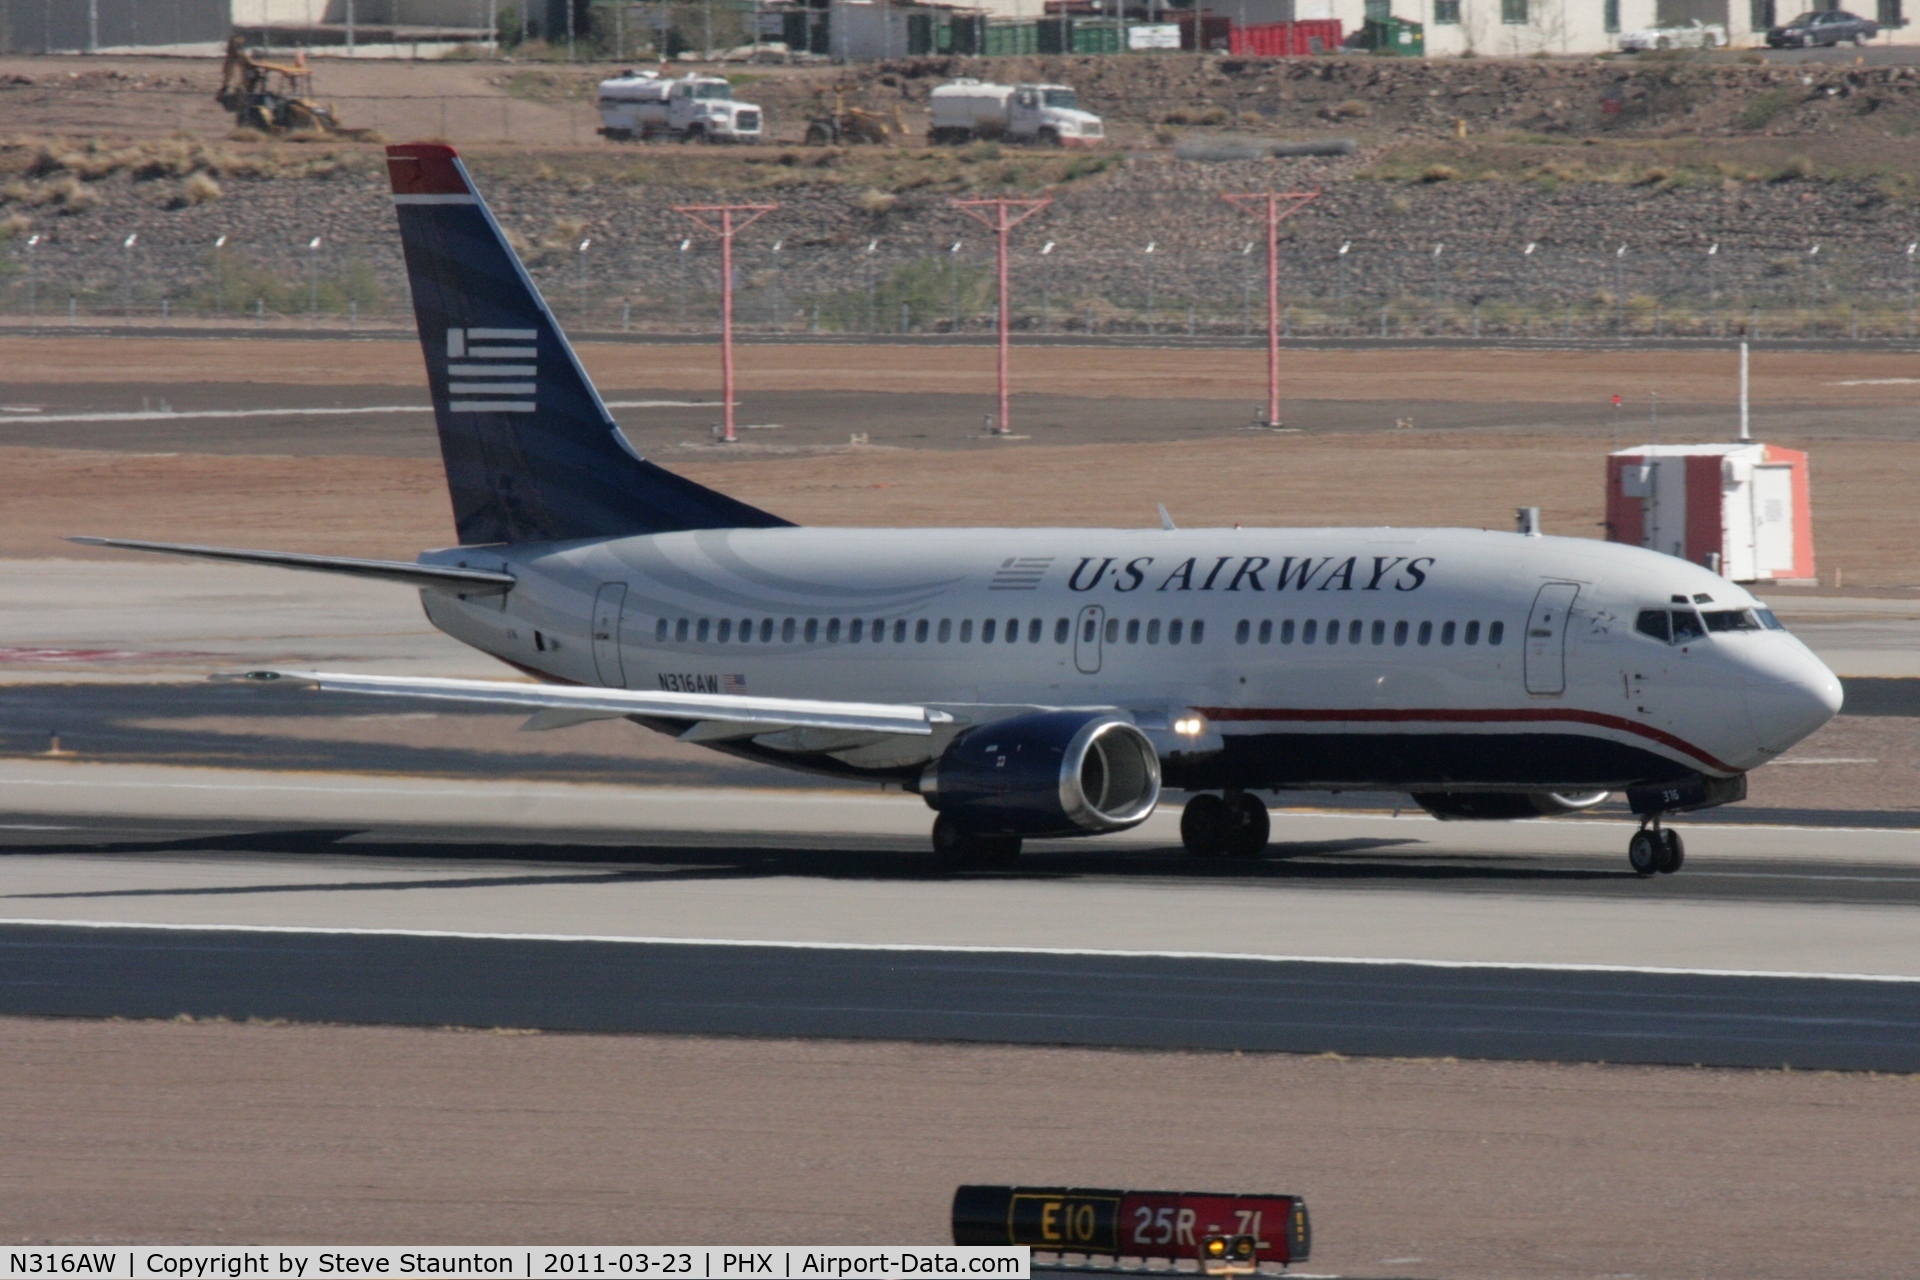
top-left (931, 813), bottom-right (1022, 870)
top-left (1180, 790), bottom-right (1270, 858)
top-left (1627, 818), bottom-right (1685, 877)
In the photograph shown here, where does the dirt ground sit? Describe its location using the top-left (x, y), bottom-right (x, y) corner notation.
top-left (8, 335), bottom-right (1920, 405)
top-left (6, 336), bottom-right (1920, 582)
top-left (0, 1016), bottom-right (1911, 1276)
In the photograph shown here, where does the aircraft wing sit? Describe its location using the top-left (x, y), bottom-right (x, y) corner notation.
top-left (222, 670), bottom-right (955, 737)
top-left (69, 537), bottom-right (515, 594)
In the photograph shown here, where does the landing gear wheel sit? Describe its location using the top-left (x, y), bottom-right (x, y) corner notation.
top-left (1181, 793), bottom-right (1232, 857)
top-left (1227, 792), bottom-right (1271, 858)
top-left (1657, 828), bottom-right (1685, 874)
top-left (1628, 829), bottom-right (1661, 877)
top-left (930, 814), bottom-right (1021, 869)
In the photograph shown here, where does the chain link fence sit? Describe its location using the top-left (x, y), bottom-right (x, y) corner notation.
top-left (9, 226), bottom-right (1920, 341)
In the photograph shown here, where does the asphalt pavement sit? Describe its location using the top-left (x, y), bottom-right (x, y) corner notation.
top-left (6, 921), bottom-right (1915, 1071)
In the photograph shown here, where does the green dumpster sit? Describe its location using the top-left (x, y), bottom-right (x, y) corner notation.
top-left (1358, 16), bottom-right (1424, 54)
top-left (984, 20), bottom-right (1039, 55)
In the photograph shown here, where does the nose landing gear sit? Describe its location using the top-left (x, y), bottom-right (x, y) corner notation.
top-left (1180, 791), bottom-right (1270, 858)
top-left (1628, 818), bottom-right (1684, 877)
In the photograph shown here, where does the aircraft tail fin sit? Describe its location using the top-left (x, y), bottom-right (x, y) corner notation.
top-left (386, 142), bottom-right (790, 545)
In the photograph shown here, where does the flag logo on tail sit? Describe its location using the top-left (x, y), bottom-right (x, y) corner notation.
top-left (447, 326), bottom-right (536, 414)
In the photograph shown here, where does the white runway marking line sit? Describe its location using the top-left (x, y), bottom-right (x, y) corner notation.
top-left (0, 401), bottom-right (713, 425)
top-left (2, 916), bottom-right (1917, 984)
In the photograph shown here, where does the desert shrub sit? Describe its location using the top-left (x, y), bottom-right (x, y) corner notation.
top-left (1739, 88), bottom-right (1796, 130)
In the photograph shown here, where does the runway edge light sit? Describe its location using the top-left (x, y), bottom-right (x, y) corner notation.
top-left (952, 1185), bottom-right (1310, 1270)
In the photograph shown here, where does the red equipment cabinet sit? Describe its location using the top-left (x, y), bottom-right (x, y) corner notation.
top-left (1228, 19), bottom-right (1344, 55)
top-left (1605, 442), bottom-right (1816, 584)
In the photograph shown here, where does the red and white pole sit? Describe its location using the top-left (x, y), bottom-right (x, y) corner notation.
top-left (674, 201), bottom-right (777, 445)
top-left (1223, 190), bottom-right (1320, 429)
top-left (1264, 199), bottom-right (1281, 428)
top-left (719, 208), bottom-right (737, 444)
top-left (953, 196), bottom-right (1051, 437)
top-left (995, 213), bottom-right (1011, 436)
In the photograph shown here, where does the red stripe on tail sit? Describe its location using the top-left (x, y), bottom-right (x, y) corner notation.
top-left (386, 142), bottom-right (469, 196)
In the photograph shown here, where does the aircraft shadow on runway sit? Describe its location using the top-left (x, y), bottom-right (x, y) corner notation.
top-left (0, 823), bottom-right (1662, 899)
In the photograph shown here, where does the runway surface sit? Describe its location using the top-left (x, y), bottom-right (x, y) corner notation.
top-left (3, 777), bottom-right (1919, 1070)
top-left (9, 923), bottom-right (1917, 1071)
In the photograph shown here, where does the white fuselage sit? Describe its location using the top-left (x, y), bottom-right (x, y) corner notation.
top-left (418, 525), bottom-right (1840, 790)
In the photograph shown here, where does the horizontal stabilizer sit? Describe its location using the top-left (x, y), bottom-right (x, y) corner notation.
top-left (68, 537), bottom-right (516, 594)
top-left (221, 670), bottom-right (954, 737)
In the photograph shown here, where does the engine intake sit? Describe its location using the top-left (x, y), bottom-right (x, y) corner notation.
top-left (920, 710), bottom-right (1161, 836)
top-left (1410, 789), bottom-right (1611, 820)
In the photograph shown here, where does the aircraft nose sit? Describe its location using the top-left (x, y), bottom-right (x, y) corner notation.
top-left (1746, 651), bottom-right (1843, 755)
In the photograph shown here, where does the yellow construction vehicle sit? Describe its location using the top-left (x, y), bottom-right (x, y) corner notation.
top-left (804, 84), bottom-right (907, 146)
top-left (218, 33), bottom-right (361, 136)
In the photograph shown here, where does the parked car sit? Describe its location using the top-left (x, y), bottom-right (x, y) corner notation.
top-left (1767, 8), bottom-right (1878, 45)
top-left (1618, 18), bottom-right (1728, 50)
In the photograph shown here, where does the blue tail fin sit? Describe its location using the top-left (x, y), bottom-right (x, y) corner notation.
top-left (386, 142), bottom-right (790, 545)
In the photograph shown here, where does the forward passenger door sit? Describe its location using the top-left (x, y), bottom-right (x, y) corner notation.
top-left (1524, 583), bottom-right (1580, 696)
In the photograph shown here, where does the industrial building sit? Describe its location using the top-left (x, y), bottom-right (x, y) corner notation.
top-left (2, 0), bottom-right (1908, 57)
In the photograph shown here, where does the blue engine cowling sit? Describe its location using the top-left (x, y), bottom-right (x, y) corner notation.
top-left (918, 710), bottom-right (1162, 837)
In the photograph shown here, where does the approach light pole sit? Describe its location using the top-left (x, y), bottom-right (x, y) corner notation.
top-left (120, 232), bottom-right (137, 320)
top-left (952, 196), bottom-right (1051, 438)
top-left (307, 235), bottom-right (322, 318)
top-left (25, 234), bottom-right (41, 329)
top-left (674, 202), bottom-right (777, 445)
top-left (1222, 189), bottom-right (1320, 429)
top-left (1039, 240), bottom-right (1054, 332)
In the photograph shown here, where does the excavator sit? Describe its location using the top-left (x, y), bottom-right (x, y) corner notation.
top-left (218, 33), bottom-right (364, 136)
top-left (803, 82), bottom-right (907, 146)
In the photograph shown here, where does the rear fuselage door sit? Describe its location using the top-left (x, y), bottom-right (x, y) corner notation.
top-left (1524, 582), bottom-right (1580, 695)
top-left (1075, 604), bottom-right (1104, 674)
top-left (592, 582), bottom-right (628, 688)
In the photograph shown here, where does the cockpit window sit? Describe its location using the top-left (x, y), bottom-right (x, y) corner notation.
top-left (1755, 608), bottom-right (1785, 631)
top-left (1703, 608), bottom-right (1762, 632)
top-left (1639, 608), bottom-right (1713, 643)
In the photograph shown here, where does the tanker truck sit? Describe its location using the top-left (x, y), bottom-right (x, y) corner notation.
top-left (928, 78), bottom-right (1104, 147)
top-left (596, 70), bottom-right (763, 143)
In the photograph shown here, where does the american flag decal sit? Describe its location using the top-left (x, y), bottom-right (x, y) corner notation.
top-left (446, 326), bottom-right (537, 414)
top-left (990, 556), bottom-right (1053, 590)
top-left (722, 674), bottom-right (748, 694)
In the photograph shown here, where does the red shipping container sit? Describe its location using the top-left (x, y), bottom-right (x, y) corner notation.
top-left (1229, 18), bottom-right (1343, 55)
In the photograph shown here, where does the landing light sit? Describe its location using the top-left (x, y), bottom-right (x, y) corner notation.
top-left (1201, 1235), bottom-right (1259, 1275)
top-left (1174, 716), bottom-right (1204, 736)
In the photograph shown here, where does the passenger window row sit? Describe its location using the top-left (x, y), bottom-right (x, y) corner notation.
top-left (652, 615), bottom-right (1210, 648)
top-left (1233, 617), bottom-right (1505, 647)
top-left (1099, 617), bottom-right (1206, 646)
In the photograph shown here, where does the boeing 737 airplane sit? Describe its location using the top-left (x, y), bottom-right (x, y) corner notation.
top-left (76, 143), bottom-right (1843, 874)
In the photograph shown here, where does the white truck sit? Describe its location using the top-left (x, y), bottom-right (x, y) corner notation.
top-left (596, 70), bottom-right (763, 144)
top-left (927, 79), bottom-right (1103, 147)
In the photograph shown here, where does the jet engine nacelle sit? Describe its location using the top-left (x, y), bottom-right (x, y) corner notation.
top-left (1409, 789), bottom-right (1611, 820)
top-left (919, 710), bottom-right (1162, 837)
